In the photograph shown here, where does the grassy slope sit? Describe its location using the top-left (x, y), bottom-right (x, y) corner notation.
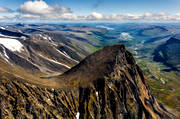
top-left (137, 59), bottom-right (180, 116)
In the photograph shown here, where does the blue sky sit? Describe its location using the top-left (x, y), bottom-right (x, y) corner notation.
top-left (0, 0), bottom-right (180, 22)
top-left (0, 0), bottom-right (180, 14)
top-left (61, 0), bottom-right (180, 14)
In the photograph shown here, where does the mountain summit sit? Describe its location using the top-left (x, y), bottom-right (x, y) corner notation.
top-left (0, 45), bottom-right (175, 118)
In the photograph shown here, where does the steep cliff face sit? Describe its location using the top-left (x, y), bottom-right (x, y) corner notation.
top-left (0, 45), bottom-right (175, 119)
top-left (59, 45), bottom-right (175, 119)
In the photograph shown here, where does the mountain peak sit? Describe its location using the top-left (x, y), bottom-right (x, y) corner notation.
top-left (56, 45), bottom-right (174, 118)
top-left (0, 44), bottom-right (175, 118)
top-left (56, 44), bottom-right (135, 86)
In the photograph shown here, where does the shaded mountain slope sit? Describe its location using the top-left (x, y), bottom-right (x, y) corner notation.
top-left (0, 45), bottom-right (175, 119)
top-left (0, 28), bottom-right (28, 38)
top-left (153, 37), bottom-right (180, 70)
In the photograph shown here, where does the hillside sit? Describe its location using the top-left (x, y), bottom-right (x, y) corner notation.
top-left (0, 45), bottom-right (175, 119)
top-left (153, 37), bottom-right (180, 70)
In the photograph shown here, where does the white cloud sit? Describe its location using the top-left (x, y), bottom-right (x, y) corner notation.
top-left (0, 0), bottom-right (180, 22)
top-left (144, 12), bottom-right (152, 17)
top-left (18, 0), bottom-right (72, 20)
top-left (19, 0), bottom-right (53, 15)
top-left (5, 12), bottom-right (180, 22)
top-left (93, 12), bottom-right (180, 22)
top-left (175, 13), bottom-right (180, 16)
top-left (0, 15), bottom-right (10, 22)
top-left (60, 13), bottom-right (78, 20)
top-left (19, 14), bottom-right (40, 19)
top-left (0, 6), bottom-right (13, 13)
top-left (0, 16), bottom-right (5, 20)
top-left (88, 12), bottom-right (103, 20)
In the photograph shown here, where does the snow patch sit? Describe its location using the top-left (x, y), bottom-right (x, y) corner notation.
top-left (50, 58), bottom-right (71, 69)
top-left (76, 112), bottom-right (80, 119)
top-left (0, 38), bottom-right (23, 52)
top-left (0, 26), bottom-right (5, 30)
top-left (20, 36), bottom-right (26, 40)
top-left (3, 49), bottom-right (9, 59)
top-left (56, 49), bottom-right (79, 63)
top-left (38, 54), bottom-right (71, 69)
top-left (43, 36), bottom-right (48, 40)
top-left (0, 33), bottom-right (7, 37)
top-left (96, 91), bottom-right (98, 96)
top-left (160, 78), bottom-right (165, 84)
top-left (18, 30), bottom-right (22, 33)
top-left (0, 52), bottom-right (8, 62)
top-left (56, 49), bottom-right (71, 58)
top-left (40, 35), bottom-right (53, 42)
top-left (48, 36), bottom-right (52, 42)
top-left (51, 88), bottom-right (55, 97)
top-left (62, 51), bottom-right (70, 57)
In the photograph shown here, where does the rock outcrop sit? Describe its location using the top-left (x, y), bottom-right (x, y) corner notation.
top-left (0, 45), bottom-right (175, 119)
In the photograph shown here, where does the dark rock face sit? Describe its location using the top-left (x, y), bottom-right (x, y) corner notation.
top-left (0, 71), bottom-right (79, 119)
top-left (65, 45), bottom-right (174, 119)
top-left (0, 45), bottom-right (175, 119)
top-left (0, 28), bottom-right (28, 38)
top-left (153, 37), bottom-right (180, 70)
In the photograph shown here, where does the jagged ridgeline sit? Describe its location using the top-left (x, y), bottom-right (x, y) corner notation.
top-left (0, 45), bottom-right (175, 119)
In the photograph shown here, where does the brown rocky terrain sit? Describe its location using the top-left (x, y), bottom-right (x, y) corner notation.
top-left (0, 45), bottom-right (175, 119)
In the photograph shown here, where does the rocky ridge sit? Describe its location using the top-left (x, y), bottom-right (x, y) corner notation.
top-left (0, 45), bottom-right (175, 119)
